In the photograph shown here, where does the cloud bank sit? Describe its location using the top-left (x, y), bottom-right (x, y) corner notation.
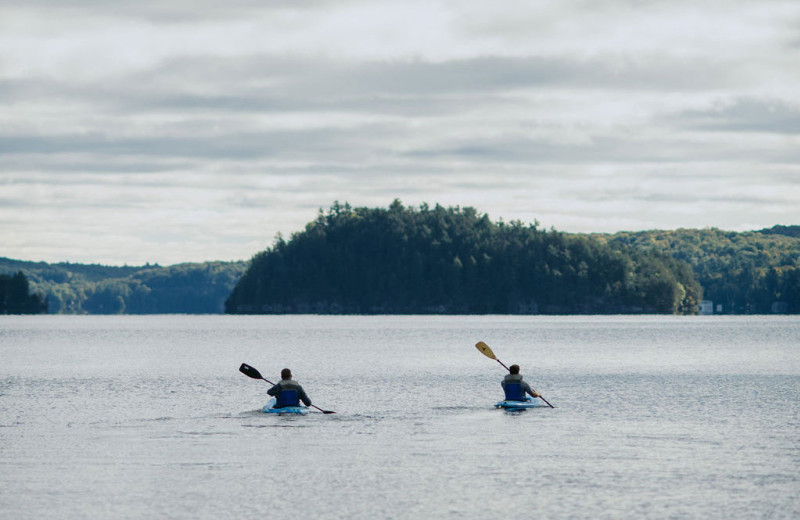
top-left (1, 0), bottom-right (799, 264)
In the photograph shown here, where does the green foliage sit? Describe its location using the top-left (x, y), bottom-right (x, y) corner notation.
top-left (226, 201), bottom-right (701, 315)
top-left (4, 207), bottom-right (796, 315)
top-left (0, 258), bottom-right (247, 314)
top-left (0, 271), bottom-right (48, 314)
top-left (760, 225), bottom-right (800, 239)
top-left (605, 228), bottom-right (800, 313)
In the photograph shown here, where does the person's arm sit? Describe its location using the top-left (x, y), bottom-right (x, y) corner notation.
top-left (523, 381), bottom-right (540, 398)
top-left (298, 386), bottom-right (312, 407)
top-left (267, 384), bottom-right (280, 397)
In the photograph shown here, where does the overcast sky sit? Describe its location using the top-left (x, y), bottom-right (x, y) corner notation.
top-left (2, 0), bottom-right (799, 265)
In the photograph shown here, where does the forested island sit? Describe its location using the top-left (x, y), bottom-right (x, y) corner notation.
top-left (227, 202), bottom-right (799, 315)
top-left (226, 201), bottom-right (702, 315)
top-left (3, 202), bottom-right (798, 315)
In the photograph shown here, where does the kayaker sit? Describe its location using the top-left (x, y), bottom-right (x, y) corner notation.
top-left (267, 368), bottom-right (312, 408)
top-left (501, 364), bottom-right (540, 401)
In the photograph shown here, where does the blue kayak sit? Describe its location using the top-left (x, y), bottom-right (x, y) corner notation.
top-left (495, 397), bottom-right (544, 410)
top-left (262, 398), bottom-right (308, 415)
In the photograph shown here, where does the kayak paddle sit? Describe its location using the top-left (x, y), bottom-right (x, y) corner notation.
top-left (475, 341), bottom-right (554, 408)
top-left (239, 363), bottom-right (336, 414)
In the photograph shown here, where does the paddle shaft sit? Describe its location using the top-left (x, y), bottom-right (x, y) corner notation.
top-left (494, 359), bottom-right (510, 371)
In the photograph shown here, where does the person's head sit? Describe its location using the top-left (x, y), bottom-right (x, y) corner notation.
top-left (509, 364), bottom-right (520, 375)
top-left (281, 368), bottom-right (292, 380)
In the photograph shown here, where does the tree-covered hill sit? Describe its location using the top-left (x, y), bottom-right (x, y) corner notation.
top-left (602, 228), bottom-right (800, 313)
top-left (0, 258), bottom-right (247, 314)
top-left (226, 201), bottom-right (701, 315)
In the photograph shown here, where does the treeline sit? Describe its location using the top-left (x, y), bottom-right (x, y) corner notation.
top-left (0, 258), bottom-right (247, 314)
top-left (605, 226), bottom-right (800, 314)
top-left (226, 201), bottom-right (701, 315)
top-left (0, 271), bottom-right (48, 314)
top-left (6, 205), bottom-right (797, 315)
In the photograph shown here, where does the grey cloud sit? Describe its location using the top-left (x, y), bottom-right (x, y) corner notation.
top-left (1, 66), bottom-right (518, 121)
top-left (6, 53), bottom-right (735, 118)
top-left (0, 153), bottom-right (197, 174)
top-left (147, 54), bottom-right (737, 97)
top-left (0, 52), bottom-right (743, 150)
top-left (0, 123), bottom-right (402, 161)
top-left (575, 184), bottom-right (791, 206)
top-left (398, 131), bottom-right (800, 165)
top-left (130, 91), bottom-right (509, 118)
top-left (2, 0), bottom-right (341, 23)
top-left (0, 197), bottom-right (31, 208)
top-left (4, 115), bottom-right (798, 174)
top-left (676, 98), bottom-right (800, 134)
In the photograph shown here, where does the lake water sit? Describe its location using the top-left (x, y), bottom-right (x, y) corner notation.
top-left (1, 315), bottom-right (798, 519)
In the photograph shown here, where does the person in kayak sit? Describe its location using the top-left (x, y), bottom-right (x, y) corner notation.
top-left (267, 368), bottom-right (312, 408)
top-left (501, 364), bottom-right (541, 401)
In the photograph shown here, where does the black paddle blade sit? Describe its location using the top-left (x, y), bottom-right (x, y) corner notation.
top-left (239, 363), bottom-right (263, 380)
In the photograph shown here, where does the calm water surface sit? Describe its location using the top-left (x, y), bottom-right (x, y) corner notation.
top-left (1, 315), bottom-right (798, 519)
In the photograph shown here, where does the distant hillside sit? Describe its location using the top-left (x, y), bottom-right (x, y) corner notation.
top-left (760, 225), bottom-right (800, 239)
top-left (226, 201), bottom-right (702, 315)
top-left (0, 258), bottom-right (142, 283)
top-left (0, 258), bottom-right (247, 314)
top-left (602, 228), bottom-right (800, 313)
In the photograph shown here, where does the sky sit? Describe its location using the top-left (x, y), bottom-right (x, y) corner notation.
top-left (2, 0), bottom-right (799, 266)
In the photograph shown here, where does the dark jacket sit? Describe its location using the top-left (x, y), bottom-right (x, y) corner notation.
top-left (267, 379), bottom-right (312, 407)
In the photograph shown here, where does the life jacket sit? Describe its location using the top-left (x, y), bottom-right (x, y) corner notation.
top-left (275, 388), bottom-right (300, 408)
top-left (503, 382), bottom-right (526, 401)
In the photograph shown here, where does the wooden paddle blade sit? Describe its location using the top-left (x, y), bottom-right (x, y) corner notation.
top-left (475, 341), bottom-right (497, 360)
top-left (239, 363), bottom-right (263, 380)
